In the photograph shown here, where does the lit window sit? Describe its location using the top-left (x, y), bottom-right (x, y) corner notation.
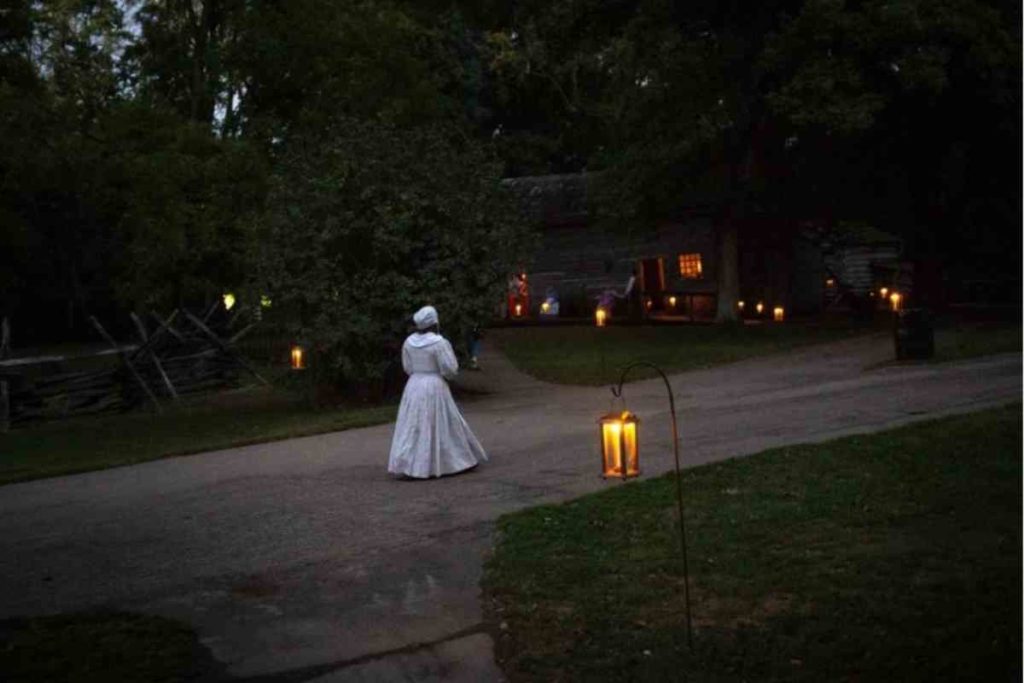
top-left (678, 253), bottom-right (703, 279)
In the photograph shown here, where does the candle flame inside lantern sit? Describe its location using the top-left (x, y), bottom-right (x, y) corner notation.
top-left (889, 292), bottom-right (902, 311)
top-left (514, 303), bottom-right (522, 317)
top-left (756, 302), bottom-right (764, 314)
top-left (738, 300), bottom-right (745, 310)
top-left (595, 308), bottom-right (607, 327)
top-left (222, 293), bottom-right (236, 310)
top-left (773, 306), bottom-right (785, 322)
top-left (668, 296), bottom-right (677, 307)
top-left (541, 301), bottom-right (550, 314)
top-left (290, 345), bottom-right (305, 370)
top-left (880, 287), bottom-right (889, 298)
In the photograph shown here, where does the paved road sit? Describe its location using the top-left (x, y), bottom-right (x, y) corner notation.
top-left (1, 336), bottom-right (1019, 681)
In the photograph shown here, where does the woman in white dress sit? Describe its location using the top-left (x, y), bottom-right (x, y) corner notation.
top-left (387, 305), bottom-right (488, 478)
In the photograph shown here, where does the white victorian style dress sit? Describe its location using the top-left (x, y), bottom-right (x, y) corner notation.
top-left (387, 328), bottom-right (488, 478)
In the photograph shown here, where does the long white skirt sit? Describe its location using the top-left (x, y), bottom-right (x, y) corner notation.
top-left (387, 373), bottom-right (488, 478)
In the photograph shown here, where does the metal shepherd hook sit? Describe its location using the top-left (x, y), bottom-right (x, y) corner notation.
top-left (611, 361), bottom-right (694, 650)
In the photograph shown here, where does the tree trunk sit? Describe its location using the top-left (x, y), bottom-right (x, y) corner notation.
top-left (715, 216), bottom-right (739, 323)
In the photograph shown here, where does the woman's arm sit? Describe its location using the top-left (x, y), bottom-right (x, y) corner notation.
top-left (437, 339), bottom-right (459, 380)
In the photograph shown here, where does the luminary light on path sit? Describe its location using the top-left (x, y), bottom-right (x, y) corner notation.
top-left (756, 301), bottom-right (764, 315)
top-left (222, 293), bottom-right (236, 311)
top-left (598, 410), bottom-right (640, 480)
top-left (595, 307), bottom-right (608, 327)
top-left (773, 306), bottom-right (785, 322)
top-left (290, 345), bottom-right (305, 370)
top-left (889, 292), bottom-right (902, 311)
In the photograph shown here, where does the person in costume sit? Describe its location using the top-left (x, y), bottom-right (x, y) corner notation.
top-left (387, 306), bottom-right (488, 478)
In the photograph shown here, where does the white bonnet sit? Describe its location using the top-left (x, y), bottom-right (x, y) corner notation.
top-left (413, 305), bottom-right (439, 330)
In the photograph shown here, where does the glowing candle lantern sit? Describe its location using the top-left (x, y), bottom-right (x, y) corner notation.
top-left (222, 293), bottom-right (236, 310)
top-left (645, 298), bottom-right (652, 310)
top-left (541, 301), bottom-right (551, 314)
top-left (668, 296), bottom-right (677, 308)
top-left (737, 300), bottom-right (745, 311)
top-left (826, 278), bottom-right (836, 288)
top-left (514, 302), bottom-right (523, 317)
top-left (598, 410), bottom-right (640, 480)
top-left (755, 301), bottom-right (764, 315)
top-left (880, 287), bottom-right (889, 298)
top-left (889, 292), bottom-right (902, 311)
top-left (595, 307), bottom-right (608, 327)
top-left (290, 345), bottom-right (305, 370)
top-left (773, 306), bottom-right (785, 322)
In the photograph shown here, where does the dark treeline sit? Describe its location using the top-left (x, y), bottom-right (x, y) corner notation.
top-left (1, 0), bottom-right (1020, 347)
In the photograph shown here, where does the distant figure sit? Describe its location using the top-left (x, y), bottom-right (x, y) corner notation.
top-left (388, 306), bottom-right (488, 479)
top-left (540, 287), bottom-right (560, 316)
top-left (624, 267), bottom-right (642, 320)
top-left (466, 324), bottom-right (483, 370)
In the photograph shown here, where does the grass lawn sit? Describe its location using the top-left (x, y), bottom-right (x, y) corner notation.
top-left (0, 386), bottom-right (396, 486)
top-left (933, 322), bottom-right (1021, 362)
top-left (0, 611), bottom-right (224, 682)
top-left (491, 319), bottom-right (1021, 385)
top-left (490, 320), bottom-right (877, 385)
top-left (483, 405), bottom-right (1022, 682)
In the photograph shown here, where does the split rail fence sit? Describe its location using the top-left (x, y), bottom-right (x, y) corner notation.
top-left (0, 306), bottom-right (267, 431)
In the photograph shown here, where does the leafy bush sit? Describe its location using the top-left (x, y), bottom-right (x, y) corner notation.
top-left (254, 119), bottom-right (532, 395)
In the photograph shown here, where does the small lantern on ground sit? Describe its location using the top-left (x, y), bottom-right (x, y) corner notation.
top-left (598, 410), bottom-right (640, 480)
top-left (514, 302), bottom-right (523, 317)
top-left (595, 307), bottom-right (608, 327)
top-left (880, 287), bottom-right (889, 299)
top-left (668, 295), bottom-right (677, 309)
top-left (773, 306), bottom-right (785, 322)
top-left (541, 301), bottom-right (551, 314)
top-left (737, 300), bottom-right (745, 311)
top-left (889, 292), bottom-right (902, 311)
top-left (290, 345), bottom-right (306, 370)
top-left (755, 301), bottom-right (764, 315)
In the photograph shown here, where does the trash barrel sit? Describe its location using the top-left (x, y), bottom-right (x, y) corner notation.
top-left (894, 308), bottom-right (934, 360)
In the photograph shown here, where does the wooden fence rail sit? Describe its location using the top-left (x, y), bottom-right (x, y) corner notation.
top-left (0, 307), bottom-right (265, 426)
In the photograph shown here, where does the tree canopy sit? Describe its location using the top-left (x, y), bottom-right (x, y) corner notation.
top-left (1, 0), bottom-right (1019, 354)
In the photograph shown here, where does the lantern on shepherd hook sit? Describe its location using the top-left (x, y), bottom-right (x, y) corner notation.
top-left (290, 345), bottom-right (306, 370)
top-left (597, 362), bottom-right (694, 649)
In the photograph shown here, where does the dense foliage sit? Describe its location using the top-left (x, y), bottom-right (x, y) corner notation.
top-left (255, 119), bottom-right (528, 391)
top-left (1, 0), bottom-right (1019, 369)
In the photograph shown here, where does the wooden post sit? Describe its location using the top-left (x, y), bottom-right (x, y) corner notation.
top-left (1, 379), bottom-right (9, 433)
top-left (89, 316), bottom-right (163, 413)
top-left (130, 312), bottom-right (179, 401)
top-left (0, 317), bottom-right (10, 360)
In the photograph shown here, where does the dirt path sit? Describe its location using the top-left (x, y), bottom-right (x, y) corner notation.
top-left (0, 336), bottom-right (1019, 681)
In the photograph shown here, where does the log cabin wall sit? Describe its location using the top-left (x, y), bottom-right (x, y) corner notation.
top-left (526, 219), bottom-right (718, 317)
top-left (504, 174), bottom-right (719, 319)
